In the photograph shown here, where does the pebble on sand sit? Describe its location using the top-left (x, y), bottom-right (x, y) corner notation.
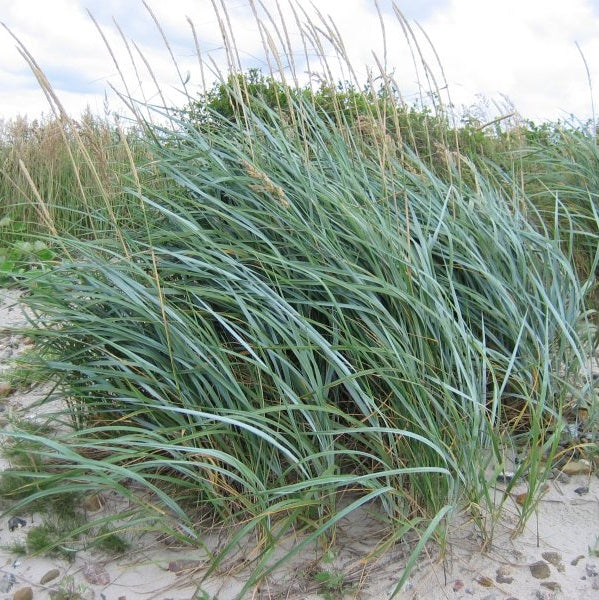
top-left (586, 563), bottom-right (598, 577)
top-left (561, 460), bottom-right (591, 476)
top-left (541, 551), bottom-right (564, 572)
top-left (476, 575), bottom-right (494, 587)
top-left (40, 568), bottom-right (61, 585)
top-left (12, 587), bottom-right (33, 600)
top-left (8, 516), bottom-right (27, 532)
top-left (496, 571), bottom-right (514, 584)
top-left (540, 581), bottom-right (561, 592)
top-left (529, 561), bottom-right (551, 579)
top-left (495, 565), bottom-right (514, 584)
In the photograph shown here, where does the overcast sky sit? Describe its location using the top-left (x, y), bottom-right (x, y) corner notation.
top-left (1, 0), bottom-right (598, 125)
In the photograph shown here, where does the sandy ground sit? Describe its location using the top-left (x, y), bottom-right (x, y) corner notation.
top-left (0, 288), bottom-right (598, 600)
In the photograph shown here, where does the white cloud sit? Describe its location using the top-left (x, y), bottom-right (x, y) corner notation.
top-left (0, 0), bottom-right (598, 123)
top-left (422, 0), bottom-right (599, 121)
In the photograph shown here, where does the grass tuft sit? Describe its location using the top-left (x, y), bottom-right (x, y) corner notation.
top-left (0, 2), bottom-right (597, 596)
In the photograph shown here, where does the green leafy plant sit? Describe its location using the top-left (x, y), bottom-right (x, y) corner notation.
top-left (0, 239), bottom-right (56, 282)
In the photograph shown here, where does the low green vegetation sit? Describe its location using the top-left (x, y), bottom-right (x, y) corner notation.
top-left (0, 2), bottom-right (597, 598)
top-left (312, 569), bottom-right (352, 599)
top-left (0, 232), bottom-right (56, 283)
top-left (48, 575), bottom-right (91, 600)
top-left (91, 527), bottom-right (130, 555)
top-left (26, 522), bottom-right (78, 561)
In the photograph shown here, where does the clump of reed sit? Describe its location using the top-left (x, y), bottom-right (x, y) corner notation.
top-left (0, 111), bottom-right (159, 243)
top-left (1, 2), bottom-right (597, 597)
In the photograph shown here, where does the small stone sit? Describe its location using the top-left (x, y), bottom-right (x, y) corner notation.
top-left (561, 460), bottom-right (591, 476)
top-left (574, 486), bottom-right (589, 496)
top-left (497, 472), bottom-right (514, 483)
top-left (8, 516), bottom-right (27, 531)
top-left (40, 568), bottom-right (60, 585)
top-left (496, 573), bottom-right (514, 584)
top-left (0, 382), bottom-right (12, 397)
top-left (530, 561), bottom-right (551, 579)
top-left (540, 581), bottom-right (561, 592)
top-left (83, 562), bottom-right (110, 586)
top-left (556, 471), bottom-right (570, 484)
top-left (477, 575), bottom-right (494, 587)
top-left (571, 554), bottom-right (585, 566)
top-left (452, 579), bottom-right (464, 591)
top-left (12, 587), bottom-right (32, 600)
top-left (586, 563), bottom-right (598, 577)
top-left (514, 491), bottom-right (529, 505)
top-left (542, 552), bottom-right (564, 572)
